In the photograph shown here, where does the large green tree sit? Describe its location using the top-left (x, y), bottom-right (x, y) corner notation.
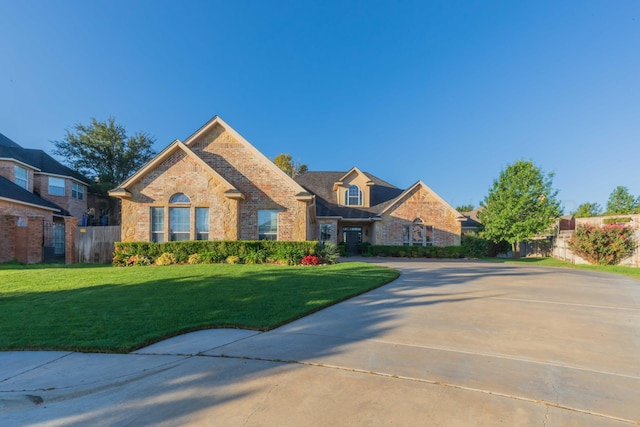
top-left (53, 117), bottom-right (156, 194)
top-left (605, 186), bottom-right (638, 215)
top-left (572, 202), bottom-right (602, 218)
top-left (478, 160), bottom-right (561, 258)
top-left (273, 153), bottom-right (308, 178)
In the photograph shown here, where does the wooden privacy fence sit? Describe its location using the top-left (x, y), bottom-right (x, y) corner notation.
top-left (75, 226), bottom-right (121, 263)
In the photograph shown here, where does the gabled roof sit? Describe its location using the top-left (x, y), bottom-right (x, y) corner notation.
top-left (0, 175), bottom-right (66, 214)
top-left (295, 171), bottom-right (404, 218)
top-left (184, 116), bottom-right (312, 199)
top-left (109, 139), bottom-right (239, 197)
top-left (0, 132), bottom-right (22, 148)
top-left (0, 132), bottom-right (88, 184)
top-left (332, 167), bottom-right (374, 190)
top-left (379, 181), bottom-right (465, 221)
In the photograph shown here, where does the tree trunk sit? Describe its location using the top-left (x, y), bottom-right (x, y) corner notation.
top-left (512, 241), bottom-right (521, 259)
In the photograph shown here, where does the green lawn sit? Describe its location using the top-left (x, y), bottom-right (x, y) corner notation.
top-left (484, 257), bottom-right (640, 281)
top-left (0, 262), bottom-right (399, 353)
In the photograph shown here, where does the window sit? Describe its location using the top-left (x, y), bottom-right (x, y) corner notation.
top-left (320, 223), bottom-right (333, 243)
top-left (48, 177), bottom-right (65, 196)
top-left (14, 166), bottom-right (27, 190)
top-left (345, 185), bottom-right (363, 206)
top-left (403, 219), bottom-right (434, 246)
top-left (195, 208), bottom-right (209, 240)
top-left (151, 207), bottom-right (165, 243)
top-left (72, 182), bottom-right (84, 200)
top-left (258, 210), bottom-right (278, 240)
top-left (169, 207), bottom-right (190, 241)
top-left (169, 193), bottom-right (190, 203)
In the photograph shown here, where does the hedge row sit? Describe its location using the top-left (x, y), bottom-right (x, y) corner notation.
top-left (113, 240), bottom-right (333, 267)
top-left (362, 244), bottom-right (466, 258)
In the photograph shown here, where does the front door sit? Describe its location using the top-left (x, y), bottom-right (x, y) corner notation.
top-left (343, 227), bottom-right (362, 255)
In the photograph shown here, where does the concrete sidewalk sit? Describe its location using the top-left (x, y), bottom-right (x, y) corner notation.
top-left (1, 260), bottom-right (639, 426)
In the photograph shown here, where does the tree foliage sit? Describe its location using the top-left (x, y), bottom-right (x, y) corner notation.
top-left (273, 153), bottom-right (307, 178)
top-left (572, 202), bottom-right (602, 218)
top-left (455, 204), bottom-right (475, 213)
top-left (605, 186), bottom-right (638, 215)
top-left (53, 117), bottom-right (156, 194)
top-left (569, 224), bottom-right (635, 265)
top-left (478, 160), bottom-right (561, 258)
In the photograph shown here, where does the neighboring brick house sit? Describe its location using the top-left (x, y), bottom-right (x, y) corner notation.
top-left (0, 132), bottom-right (88, 263)
top-left (110, 116), bottom-right (463, 250)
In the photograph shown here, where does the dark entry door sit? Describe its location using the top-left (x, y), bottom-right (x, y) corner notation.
top-left (343, 227), bottom-right (362, 255)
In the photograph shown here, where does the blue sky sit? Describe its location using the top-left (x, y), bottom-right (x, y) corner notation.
top-left (1, 0), bottom-right (638, 212)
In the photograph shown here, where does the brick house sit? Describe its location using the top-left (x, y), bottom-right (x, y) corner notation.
top-left (0, 132), bottom-right (88, 263)
top-left (110, 116), bottom-right (463, 249)
top-left (296, 169), bottom-right (463, 253)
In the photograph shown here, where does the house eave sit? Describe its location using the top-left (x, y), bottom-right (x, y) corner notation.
top-left (224, 190), bottom-right (245, 200)
top-left (108, 188), bottom-right (132, 198)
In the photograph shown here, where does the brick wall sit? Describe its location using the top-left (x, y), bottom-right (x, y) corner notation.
top-left (34, 174), bottom-right (87, 219)
top-left (120, 149), bottom-right (237, 242)
top-left (376, 185), bottom-right (461, 246)
top-left (188, 124), bottom-right (308, 241)
top-left (0, 215), bottom-right (17, 263)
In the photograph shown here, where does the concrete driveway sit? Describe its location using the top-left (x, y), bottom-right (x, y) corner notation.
top-left (1, 259), bottom-right (639, 426)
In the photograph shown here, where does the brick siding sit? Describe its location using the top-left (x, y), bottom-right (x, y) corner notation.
top-left (376, 185), bottom-right (461, 246)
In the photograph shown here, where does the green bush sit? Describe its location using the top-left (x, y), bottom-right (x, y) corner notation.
top-left (187, 253), bottom-right (203, 265)
top-left (366, 245), bottom-right (465, 259)
top-left (461, 233), bottom-right (490, 258)
top-left (244, 248), bottom-right (268, 264)
top-left (113, 240), bottom-right (319, 266)
top-left (226, 255), bottom-right (240, 264)
top-left (318, 242), bottom-right (341, 264)
top-left (155, 252), bottom-right (177, 266)
top-left (569, 224), bottom-right (635, 265)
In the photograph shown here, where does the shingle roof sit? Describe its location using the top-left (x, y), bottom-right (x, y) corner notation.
top-left (0, 132), bottom-right (88, 183)
top-left (295, 171), bottom-right (404, 218)
top-left (0, 175), bottom-right (68, 214)
top-left (0, 132), bottom-right (22, 148)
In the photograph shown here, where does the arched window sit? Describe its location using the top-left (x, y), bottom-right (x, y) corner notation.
top-left (169, 193), bottom-right (190, 203)
top-left (345, 185), bottom-right (363, 206)
top-left (403, 218), bottom-right (434, 246)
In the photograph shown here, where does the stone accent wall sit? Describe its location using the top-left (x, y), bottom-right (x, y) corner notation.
top-left (189, 124), bottom-right (308, 241)
top-left (120, 149), bottom-right (237, 242)
top-left (376, 185), bottom-right (461, 246)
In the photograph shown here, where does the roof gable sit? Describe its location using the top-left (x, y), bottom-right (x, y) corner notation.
top-left (378, 180), bottom-right (465, 220)
top-left (184, 116), bottom-right (311, 197)
top-left (109, 140), bottom-right (238, 196)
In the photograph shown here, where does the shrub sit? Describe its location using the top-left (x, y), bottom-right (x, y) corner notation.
top-left (274, 246), bottom-right (305, 266)
top-left (155, 252), bottom-right (177, 266)
top-left (317, 242), bottom-right (340, 264)
top-left (337, 242), bottom-right (349, 257)
top-left (187, 253), bottom-right (203, 264)
top-left (112, 241), bottom-right (319, 267)
top-left (226, 255), bottom-right (241, 264)
top-left (301, 255), bottom-right (320, 265)
top-left (461, 233), bottom-right (489, 258)
top-left (569, 224), bottom-right (635, 265)
top-left (244, 248), bottom-right (268, 264)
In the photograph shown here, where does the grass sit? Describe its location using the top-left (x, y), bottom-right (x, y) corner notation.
top-left (0, 262), bottom-right (399, 353)
top-left (483, 257), bottom-right (640, 281)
